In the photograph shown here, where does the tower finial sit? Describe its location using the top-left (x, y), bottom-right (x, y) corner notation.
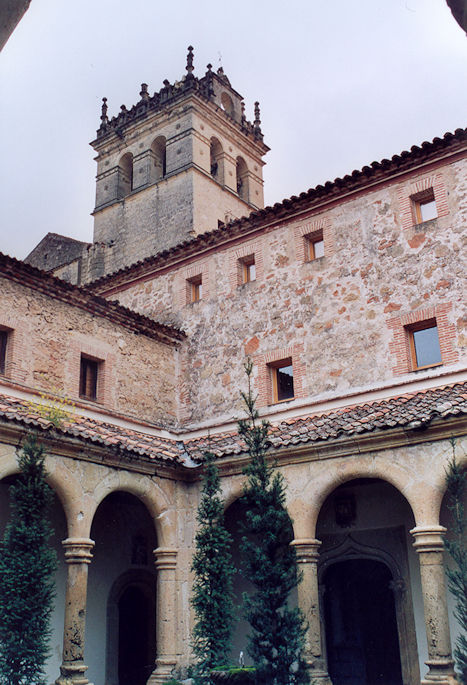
top-left (186, 45), bottom-right (194, 75)
top-left (140, 83), bottom-right (149, 102)
top-left (100, 97), bottom-right (108, 125)
top-left (254, 101), bottom-right (261, 128)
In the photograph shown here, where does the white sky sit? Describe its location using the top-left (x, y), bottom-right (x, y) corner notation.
top-left (0, 0), bottom-right (466, 260)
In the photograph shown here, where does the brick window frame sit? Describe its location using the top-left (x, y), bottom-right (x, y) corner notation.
top-left (397, 173), bottom-right (449, 230)
top-left (252, 345), bottom-right (305, 407)
top-left (229, 240), bottom-right (264, 291)
top-left (177, 262), bottom-right (210, 307)
top-left (0, 314), bottom-right (27, 383)
top-left (294, 216), bottom-right (334, 263)
top-left (387, 303), bottom-right (459, 375)
top-left (69, 339), bottom-right (114, 405)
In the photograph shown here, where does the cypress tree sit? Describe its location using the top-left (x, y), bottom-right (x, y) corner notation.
top-left (445, 456), bottom-right (467, 683)
top-left (0, 435), bottom-right (57, 685)
top-left (238, 359), bottom-right (308, 685)
top-left (191, 451), bottom-right (235, 680)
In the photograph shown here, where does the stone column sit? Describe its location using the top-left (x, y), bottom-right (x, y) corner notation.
top-left (411, 526), bottom-right (458, 684)
top-left (291, 538), bottom-right (332, 685)
top-left (148, 548), bottom-right (178, 685)
top-left (55, 538), bottom-right (95, 685)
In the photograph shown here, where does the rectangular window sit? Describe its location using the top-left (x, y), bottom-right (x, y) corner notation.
top-left (79, 356), bottom-right (99, 401)
top-left (188, 275), bottom-right (202, 303)
top-left (0, 330), bottom-right (8, 375)
top-left (241, 255), bottom-right (256, 284)
top-left (408, 319), bottom-right (442, 369)
top-left (270, 358), bottom-right (294, 403)
top-left (306, 232), bottom-right (324, 260)
top-left (413, 189), bottom-right (437, 224)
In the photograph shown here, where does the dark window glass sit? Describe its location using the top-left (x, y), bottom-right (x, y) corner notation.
top-left (0, 330), bottom-right (7, 375)
top-left (80, 357), bottom-right (98, 400)
top-left (276, 364), bottom-right (294, 401)
top-left (413, 326), bottom-right (442, 368)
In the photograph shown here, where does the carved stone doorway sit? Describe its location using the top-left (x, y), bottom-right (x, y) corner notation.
top-left (323, 558), bottom-right (403, 685)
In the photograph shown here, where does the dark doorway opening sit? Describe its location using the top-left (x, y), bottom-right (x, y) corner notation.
top-left (323, 559), bottom-right (403, 685)
top-left (118, 585), bottom-right (150, 685)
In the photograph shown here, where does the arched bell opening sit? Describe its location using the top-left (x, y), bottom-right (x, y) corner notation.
top-left (118, 153), bottom-right (134, 197)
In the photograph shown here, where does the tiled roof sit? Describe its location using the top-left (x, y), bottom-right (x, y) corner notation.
top-left (0, 252), bottom-right (185, 346)
top-left (0, 382), bottom-right (465, 467)
top-left (183, 382), bottom-right (467, 460)
top-left (90, 127), bottom-right (467, 293)
top-left (0, 394), bottom-right (184, 465)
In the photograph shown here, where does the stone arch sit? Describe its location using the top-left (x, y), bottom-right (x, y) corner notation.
top-left (210, 136), bottom-right (224, 184)
top-left (315, 477), bottom-right (421, 684)
top-left (150, 136), bottom-right (166, 182)
top-left (88, 471), bottom-right (175, 548)
top-left (221, 92), bottom-right (234, 117)
top-left (236, 156), bottom-right (249, 202)
top-left (305, 460), bottom-right (419, 538)
top-left (0, 445), bottom-right (82, 539)
top-left (118, 152), bottom-right (133, 197)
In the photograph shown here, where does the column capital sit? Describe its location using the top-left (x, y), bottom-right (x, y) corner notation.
top-left (290, 538), bottom-right (321, 563)
top-left (153, 547), bottom-right (177, 571)
top-left (410, 526), bottom-right (447, 553)
top-left (62, 538), bottom-right (95, 564)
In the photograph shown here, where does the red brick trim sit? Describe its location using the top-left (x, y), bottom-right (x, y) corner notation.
top-left (228, 239), bottom-right (264, 290)
top-left (252, 344), bottom-right (305, 407)
top-left (294, 215), bottom-right (334, 262)
top-left (0, 313), bottom-right (28, 384)
top-left (68, 338), bottom-right (115, 406)
top-left (397, 172), bottom-right (449, 230)
top-left (177, 261), bottom-right (210, 308)
top-left (387, 303), bottom-right (459, 375)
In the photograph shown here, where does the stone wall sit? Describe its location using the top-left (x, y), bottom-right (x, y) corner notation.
top-left (0, 277), bottom-right (179, 426)
top-left (112, 156), bottom-right (467, 426)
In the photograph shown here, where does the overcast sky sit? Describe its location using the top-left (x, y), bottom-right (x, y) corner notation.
top-left (1, 0), bottom-right (466, 260)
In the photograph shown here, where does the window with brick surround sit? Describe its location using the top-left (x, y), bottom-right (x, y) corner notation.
top-left (412, 188), bottom-right (437, 224)
top-left (240, 255), bottom-right (256, 284)
top-left (306, 231), bottom-right (324, 261)
top-left (187, 275), bottom-right (202, 303)
top-left (407, 319), bottom-right (442, 370)
top-left (79, 356), bottom-right (100, 401)
top-left (0, 329), bottom-right (8, 375)
top-left (270, 358), bottom-right (294, 403)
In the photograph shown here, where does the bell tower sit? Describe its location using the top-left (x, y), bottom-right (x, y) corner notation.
top-left (89, 46), bottom-right (269, 278)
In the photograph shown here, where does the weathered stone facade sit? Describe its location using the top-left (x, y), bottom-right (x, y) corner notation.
top-left (2, 49), bottom-right (467, 685)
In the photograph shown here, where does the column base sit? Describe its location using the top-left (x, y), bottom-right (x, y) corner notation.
top-left (55, 661), bottom-right (93, 685)
top-left (147, 658), bottom-right (178, 684)
top-left (421, 658), bottom-right (458, 684)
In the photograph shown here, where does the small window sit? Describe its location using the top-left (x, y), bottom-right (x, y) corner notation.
top-left (408, 319), bottom-right (442, 370)
top-left (240, 255), bottom-right (256, 284)
top-left (79, 356), bottom-right (99, 401)
top-left (270, 358), bottom-right (294, 403)
top-left (0, 330), bottom-right (8, 375)
top-left (306, 232), bottom-right (324, 260)
top-left (413, 189), bottom-right (437, 224)
top-left (188, 275), bottom-right (202, 303)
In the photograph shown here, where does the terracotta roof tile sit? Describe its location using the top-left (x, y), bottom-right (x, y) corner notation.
top-left (184, 382), bottom-right (467, 460)
top-left (0, 382), bottom-right (465, 466)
